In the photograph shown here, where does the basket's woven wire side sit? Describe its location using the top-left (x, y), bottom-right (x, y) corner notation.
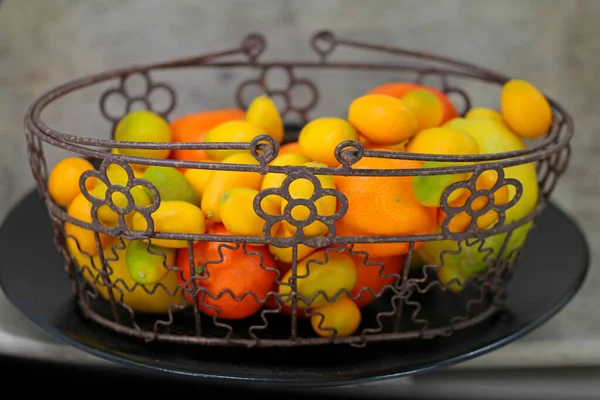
top-left (23, 30), bottom-right (574, 348)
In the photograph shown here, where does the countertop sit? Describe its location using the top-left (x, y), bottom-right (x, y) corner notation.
top-left (1, 0), bottom-right (599, 391)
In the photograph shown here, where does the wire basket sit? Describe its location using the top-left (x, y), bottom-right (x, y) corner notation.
top-left (23, 31), bottom-right (573, 348)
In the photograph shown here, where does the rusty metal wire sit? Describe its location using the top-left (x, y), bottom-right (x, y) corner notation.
top-left (23, 31), bottom-right (573, 348)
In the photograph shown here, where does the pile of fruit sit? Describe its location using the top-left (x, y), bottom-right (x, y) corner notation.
top-left (48, 78), bottom-right (552, 338)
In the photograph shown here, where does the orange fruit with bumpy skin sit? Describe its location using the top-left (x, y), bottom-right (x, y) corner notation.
top-left (348, 94), bottom-right (418, 145)
top-left (500, 79), bottom-right (552, 139)
top-left (170, 109), bottom-right (246, 164)
top-left (406, 127), bottom-right (479, 155)
top-left (48, 157), bottom-right (97, 207)
top-left (334, 157), bottom-right (438, 255)
top-left (176, 223), bottom-right (277, 320)
top-left (298, 117), bottom-right (359, 167)
top-left (64, 192), bottom-right (113, 257)
top-left (367, 82), bottom-right (458, 123)
top-left (349, 253), bottom-right (405, 308)
top-left (310, 297), bottom-right (361, 338)
top-left (400, 89), bottom-right (444, 131)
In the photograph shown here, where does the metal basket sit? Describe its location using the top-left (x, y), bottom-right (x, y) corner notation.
top-left (23, 31), bottom-right (573, 348)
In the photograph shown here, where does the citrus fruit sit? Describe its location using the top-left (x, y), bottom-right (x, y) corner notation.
top-left (143, 165), bottom-right (200, 206)
top-left (349, 253), bottom-right (404, 308)
top-left (267, 223), bottom-right (319, 264)
top-left (245, 94), bottom-right (284, 144)
top-left (260, 152), bottom-right (311, 209)
top-left (400, 89), bottom-right (444, 131)
top-left (465, 107), bottom-right (504, 123)
top-left (333, 217), bottom-right (412, 258)
top-left (88, 179), bottom-right (152, 228)
top-left (184, 168), bottom-right (214, 200)
top-left (218, 187), bottom-right (281, 238)
top-left (70, 238), bottom-right (184, 314)
top-left (406, 126), bottom-right (479, 155)
top-left (176, 223), bottom-right (277, 319)
top-left (131, 200), bottom-right (206, 248)
top-left (348, 94), bottom-right (418, 145)
top-left (280, 161), bottom-right (337, 237)
top-left (278, 141), bottom-right (306, 157)
top-left (114, 110), bottom-right (172, 161)
top-left (48, 157), bottom-right (96, 207)
top-left (334, 157), bottom-right (438, 256)
top-left (362, 140), bottom-right (408, 152)
top-left (125, 239), bottom-right (175, 285)
top-left (310, 297), bottom-right (361, 338)
top-left (201, 152), bottom-right (263, 223)
top-left (170, 108), bottom-right (246, 163)
top-left (500, 79), bottom-right (552, 139)
top-left (298, 117), bottom-right (359, 167)
top-left (278, 249), bottom-right (357, 309)
top-left (64, 192), bottom-right (113, 256)
top-left (412, 161), bottom-right (471, 208)
top-left (203, 120), bottom-right (264, 161)
top-left (367, 82), bottom-right (458, 123)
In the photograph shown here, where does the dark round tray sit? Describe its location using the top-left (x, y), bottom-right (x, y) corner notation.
top-left (0, 189), bottom-right (590, 388)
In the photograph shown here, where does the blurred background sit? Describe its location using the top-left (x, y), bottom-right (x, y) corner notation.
top-left (0, 0), bottom-right (599, 398)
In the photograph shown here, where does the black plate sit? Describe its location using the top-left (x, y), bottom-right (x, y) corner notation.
top-left (0, 189), bottom-right (590, 388)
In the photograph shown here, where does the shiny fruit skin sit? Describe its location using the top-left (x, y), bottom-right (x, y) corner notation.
top-left (267, 223), bottom-right (319, 264)
top-left (64, 193), bottom-right (113, 257)
top-left (349, 253), bottom-right (404, 308)
top-left (89, 179), bottom-right (152, 228)
top-left (406, 127), bottom-right (479, 155)
top-left (142, 165), bottom-right (200, 206)
top-left (465, 107), bottom-right (504, 123)
top-left (348, 94), bottom-right (418, 145)
top-left (367, 82), bottom-right (458, 123)
top-left (218, 187), bottom-right (281, 238)
top-left (500, 79), bottom-right (552, 139)
top-left (201, 152), bottom-right (263, 223)
top-left (176, 223), bottom-right (277, 319)
top-left (131, 200), bottom-right (206, 248)
top-left (400, 89), bottom-right (444, 131)
top-left (203, 120), bottom-right (264, 161)
top-left (310, 297), bottom-right (361, 338)
top-left (278, 141), bottom-right (306, 157)
top-left (412, 161), bottom-right (471, 208)
top-left (245, 94), bottom-right (284, 144)
top-left (48, 157), bottom-right (96, 207)
top-left (114, 110), bottom-right (172, 160)
top-left (278, 249), bottom-right (357, 309)
top-left (260, 152), bottom-right (311, 209)
top-left (184, 168), bottom-right (214, 200)
top-left (170, 109), bottom-right (246, 163)
top-left (125, 239), bottom-right (175, 285)
top-left (298, 117), bottom-right (359, 167)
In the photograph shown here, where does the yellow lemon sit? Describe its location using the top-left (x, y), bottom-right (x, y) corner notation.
top-left (203, 120), bottom-right (264, 161)
top-left (218, 187), bottom-right (281, 239)
top-left (298, 117), bottom-right (359, 167)
top-left (245, 94), bottom-right (284, 144)
top-left (267, 224), bottom-right (319, 264)
top-left (184, 168), bottom-right (214, 200)
top-left (465, 107), bottom-right (504, 123)
top-left (406, 126), bottom-right (479, 155)
top-left (260, 152), bottom-right (311, 208)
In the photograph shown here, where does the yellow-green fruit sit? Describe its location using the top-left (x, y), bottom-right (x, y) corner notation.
top-left (131, 200), bottom-right (206, 248)
top-left (412, 161), bottom-right (470, 207)
top-left (201, 152), bottom-right (263, 222)
top-left (90, 179), bottom-right (152, 227)
top-left (465, 107), bottom-right (504, 123)
top-left (218, 187), bottom-right (280, 237)
top-left (203, 120), bottom-right (264, 161)
top-left (298, 117), bottom-right (359, 167)
top-left (126, 239), bottom-right (175, 285)
top-left (114, 110), bottom-right (172, 160)
top-left (278, 250), bottom-right (357, 309)
top-left (143, 166), bottom-right (200, 206)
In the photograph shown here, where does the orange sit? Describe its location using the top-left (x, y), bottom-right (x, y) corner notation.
top-left (363, 140), bottom-right (407, 152)
top-left (348, 94), bottom-right (418, 145)
top-left (64, 192), bottom-right (113, 257)
top-left (278, 141), bottom-right (306, 157)
top-left (48, 157), bottom-right (96, 207)
top-left (500, 79), bottom-right (552, 139)
top-left (334, 157), bottom-right (438, 256)
top-left (333, 217), bottom-right (413, 258)
top-left (310, 296), bottom-right (361, 338)
top-left (176, 224), bottom-right (277, 319)
top-left (348, 253), bottom-right (405, 308)
top-left (298, 117), bottom-right (359, 167)
top-left (367, 82), bottom-right (458, 123)
top-left (406, 127), bottom-right (479, 155)
top-left (170, 109), bottom-right (246, 164)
